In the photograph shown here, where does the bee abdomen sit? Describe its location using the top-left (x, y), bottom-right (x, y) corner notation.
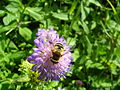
top-left (51, 58), bottom-right (59, 64)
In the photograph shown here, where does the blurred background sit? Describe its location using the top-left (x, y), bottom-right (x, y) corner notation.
top-left (0, 0), bottom-right (120, 90)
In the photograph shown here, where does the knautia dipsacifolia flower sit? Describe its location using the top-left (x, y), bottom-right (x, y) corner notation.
top-left (27, 28), bottom-right (73, 81)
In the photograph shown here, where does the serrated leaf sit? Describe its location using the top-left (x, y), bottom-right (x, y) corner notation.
top-left (19, 27), bottom-right (32, 41)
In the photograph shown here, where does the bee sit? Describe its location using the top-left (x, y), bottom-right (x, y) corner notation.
top-left (51, 43), bottom-right (64, 64)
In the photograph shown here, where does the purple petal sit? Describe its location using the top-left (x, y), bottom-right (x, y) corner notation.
top-left (33, 48), bottom-right (39, 51)
top-left (35, 57), bottom-right (43, 64)
top-left (31, 53), bottom-right (39, 57)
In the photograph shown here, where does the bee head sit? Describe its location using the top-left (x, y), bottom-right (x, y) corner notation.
top-left (54, 43), bottom-right (64, 51)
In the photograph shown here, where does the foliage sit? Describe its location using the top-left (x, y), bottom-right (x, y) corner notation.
top-left (0, 0), bottom-right (120, 90)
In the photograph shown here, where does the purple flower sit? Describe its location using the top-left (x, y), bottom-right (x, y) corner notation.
top-left (27, 28), bottom-right (73, 81)
top-left (76, 80), bottom-right (83, 87)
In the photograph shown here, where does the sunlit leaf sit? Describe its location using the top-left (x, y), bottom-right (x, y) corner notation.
top-left (72, 21), bottom-right (80, 32)
top-left (25, 7), bottom-right (43, 21)
top-left (0, 23), bottom-right (16, 34)
top-left (19, 27), bottom-right (32, 41)
top-left (69, 1), bottom-right (77, 15)
top-left (0, 10), bottom-right (5, 17)
top-left (89, 0), bottom-right (102, 7)
top-left (80, 21), bottom-right (89, 34)
top-left (72, 48), bottom-right (79, 61)
top-left (52, 12), bottom-right (69, 20)
top-left (3, 14), bottom-right (16, 25)
top-left (85, 36), bottom-right (92, 54)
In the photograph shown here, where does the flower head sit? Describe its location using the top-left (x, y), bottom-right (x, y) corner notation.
top-left (27, 28), bottom-right (73, 81)
top-left (76, 80), bottom-right (83, 87)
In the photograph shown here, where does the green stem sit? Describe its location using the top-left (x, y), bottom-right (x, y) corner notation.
top-left (19, 0), bottom-right (34, 22)
top-left (107, 0), bottom-right (117, 15)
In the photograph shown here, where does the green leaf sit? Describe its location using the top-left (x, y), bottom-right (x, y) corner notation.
top-left (19, 27), bottom-right (32, 41)
top-left (8, 0), bottom-right (20, 2)
top-left (114, 58), bottom-right (120, 68)
top-left (0, 37), bottom-right (6, 51)
top-left (85, 36), bottom-right (92, 54)
top-left (67, 37), bottom-right (76, 46)
top-left (72, 48), bottom-right (79, 61)
top-left (100, 82), bottom-right (112, 87)
top-left (107, 20), bottom-right (120, 31)
top-left (114, 47), bottom-right (120, 57)
top-left (5, 4), bottom-right (19, 13)
top-left (81, 2), bottom-right (86, 21)
top-left (91, 63), bottom-right (104, 69)
top-left (48, 81), bottom-right (59, 87)
top-left (89, 0), bottom-right (102, 7)
top-left (0, 10), bottom-right (5, 17)
top-left (25, 7), bottom-right (43, 21)
top-left (91, 21), bottom-right (96, 30)
top-left (9, 41), bottom-right (18, 50)
top-left (1, 81), bottom-right (10, 84)
top-left (86, 60), bottom-right (104, 69)
top-left (3, 14), bottom-right (16, 25)
top-left (52, 12), bottom-right (69, 20)
top-left (69, 1), bottom-right (77, 15)
top-left (0, 84), bottom-right (2, 89)
top-left (85, 60), bottom-right (93, 69)
top-left (16, 85), bottom-right (21, 90)
top-left (0, 49), bottom-right (5, 58)
top-left (8, 51), bottom-right (26, 60)
top-left (79, 21), bottom-right (89, 34)
top-left (16, 76), bottom-right (30, 82)
top-left (81, 2), bottom-right (90, 21)
top-left (79, 55), bottom-right (88, 65)
top-left (0, 23), bottom-right (16, 34)
top-left (72, 21), bottom-right (80, 32)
